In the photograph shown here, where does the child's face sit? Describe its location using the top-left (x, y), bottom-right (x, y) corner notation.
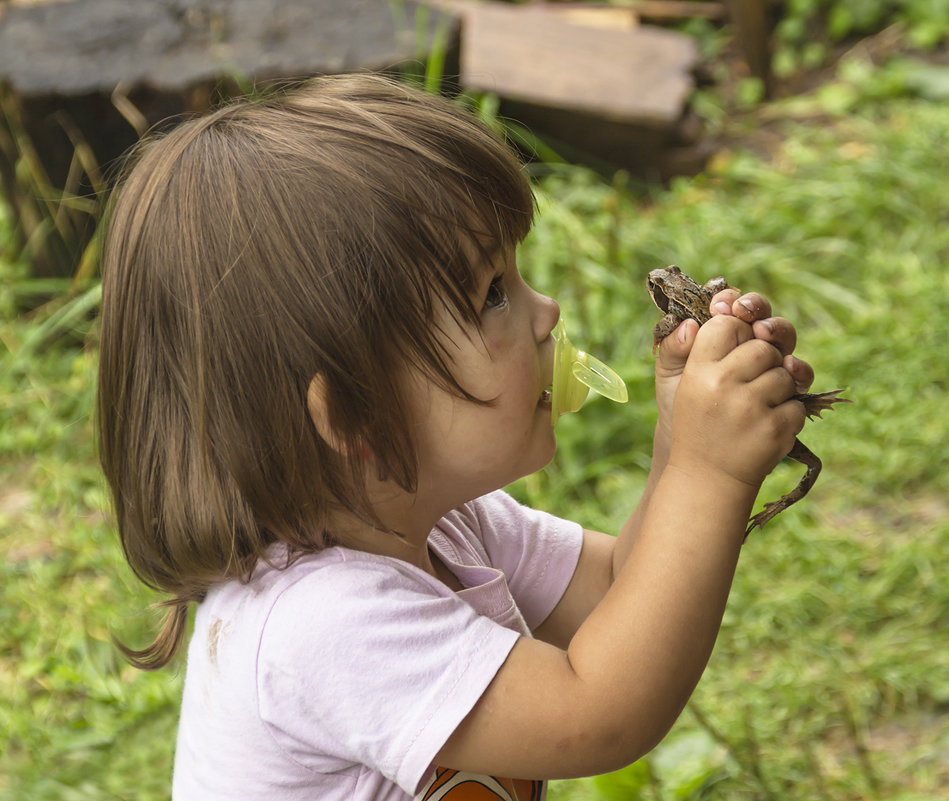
top-left (404, 245), bottom-right (560, 512)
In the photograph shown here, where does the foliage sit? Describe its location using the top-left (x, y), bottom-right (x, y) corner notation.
top-left (2, 79), bottom-right (949, 801)
top-left (0, 336), bottom-right (179, 799)
top-left (0, 84), bottom-right (107, 284)
top-left (772, 0), bottom-right (949, 78)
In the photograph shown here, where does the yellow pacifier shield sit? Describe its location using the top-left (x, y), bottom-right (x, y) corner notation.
top-left (550, 320), bottom-right (628, 424)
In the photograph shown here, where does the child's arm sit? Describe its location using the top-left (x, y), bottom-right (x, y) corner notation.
top-left (534, 289), bottom-right (813, 649)
top-left (436, 312), bottom-right (807, 779)
top-left (617, 288), bottom-right (813, 563)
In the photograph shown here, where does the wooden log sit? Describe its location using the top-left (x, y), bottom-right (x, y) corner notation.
top-left (0, 0), bottom-right (458, 279)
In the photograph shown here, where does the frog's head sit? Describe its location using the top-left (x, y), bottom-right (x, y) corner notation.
top-left (646, 265), bottom-right (682, 312)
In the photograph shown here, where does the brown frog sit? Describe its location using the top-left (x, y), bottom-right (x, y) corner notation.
top-left (647, 264), bottom-right (851, 537)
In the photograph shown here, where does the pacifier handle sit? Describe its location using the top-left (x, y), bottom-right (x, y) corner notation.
top-left (551, 320), bottom-right (628, 423)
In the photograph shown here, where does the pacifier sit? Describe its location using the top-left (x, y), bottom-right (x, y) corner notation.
top-left (550, 319), bottom-right (628, 423)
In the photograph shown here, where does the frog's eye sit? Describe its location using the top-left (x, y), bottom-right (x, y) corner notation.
top-left (649, 281), bottom-right (670, 312)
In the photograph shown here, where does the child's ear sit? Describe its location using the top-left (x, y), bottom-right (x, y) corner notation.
top-left (307, 373), bottom-right (345, 454)
top-left (306, 373), bottom-right (371, 460)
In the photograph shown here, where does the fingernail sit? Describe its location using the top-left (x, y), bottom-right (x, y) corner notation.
top-left (758, 319), bottom-right (773, 335)
top-left (714, 301), bottom-right (731, 315)
top-left (738, 299), bottom-right (755, 316)
top-left (677, 321), bottom-right (689, 342)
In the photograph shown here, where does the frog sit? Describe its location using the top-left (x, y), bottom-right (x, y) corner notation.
top-left (647, 264), bottom-right (851, 537)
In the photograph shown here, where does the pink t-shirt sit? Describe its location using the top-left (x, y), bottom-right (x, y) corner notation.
top-left (172, 491), bottom-right (583, 800)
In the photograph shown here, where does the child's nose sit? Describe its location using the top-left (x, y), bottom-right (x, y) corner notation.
top-left (532, 290), bottom-right (560, 343)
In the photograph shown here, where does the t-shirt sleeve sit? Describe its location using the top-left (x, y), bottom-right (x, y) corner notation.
top-left (469, 491), bottom-right (584, 630)
top-left (256, 558), bottom-right (520, 795)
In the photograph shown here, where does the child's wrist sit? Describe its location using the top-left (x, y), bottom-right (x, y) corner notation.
top-left (650, 417), bottom-right (672, 471)
top-left (646, 462), bottom-right (761, 547)
top-left (664, 456), bottom-right (764, 500)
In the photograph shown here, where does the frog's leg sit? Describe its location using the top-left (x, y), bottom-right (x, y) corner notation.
top-left (704, 276), bottom-right (729, 295)
top-left (652, 314), bottom-right (681, 352)
top-left (745, 438), bottom-right (822, 538)
top-left (744, 389), bottom-right (851, 536)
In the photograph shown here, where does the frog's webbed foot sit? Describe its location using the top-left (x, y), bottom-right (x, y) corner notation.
top-left (652, 314), bottom-right (680, 353)
top-left (745, 499), bottom-right (787, 538)
top-left (745, 439), bottom-right (822, 539)
top-left (794, 389), bottom-right (852, 420)
top-left (704, 276), bottom-right (729, 295)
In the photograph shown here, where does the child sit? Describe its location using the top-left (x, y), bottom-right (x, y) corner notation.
top-left (97, 74), bottom-right (812, 800)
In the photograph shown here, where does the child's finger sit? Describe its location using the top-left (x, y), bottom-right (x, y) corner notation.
top-left (750, 317), bottom-right (797, 357)
top-left (732, 292), bottom-right (772, 322)
top-left (709, 288), bottom-right (773, 322)
top-left (655, 319), bottom-right (698, 374)
top-left (754, 364), bottom-right (803, 411)
top-left (723, 339), bottom-right (787, 387)
top-left (783, 354), bottom-right (815, 394)
top-left (689, 314), bottom-right (754, 363)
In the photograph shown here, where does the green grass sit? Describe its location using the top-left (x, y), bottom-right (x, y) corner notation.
top-left (2, 88), bottom-right (948, 799)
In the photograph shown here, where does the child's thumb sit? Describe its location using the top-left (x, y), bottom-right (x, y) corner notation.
top-left (655, 319), bottom-right (697, 375)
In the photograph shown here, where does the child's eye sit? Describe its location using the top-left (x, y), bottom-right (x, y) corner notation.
top-left (482, 275), bottom-right (508, 312)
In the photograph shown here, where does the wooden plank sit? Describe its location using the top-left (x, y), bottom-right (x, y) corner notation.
top-left (526, 3), bottom-right (640, 30)
top-left (628, 1), bottom-right (726, 22)
top-left (448, 0), bottom-right (725, 23)
top-left (457, 1), bottom-right (698, 127)
top-left (429, 0), bottom-right (639, 30)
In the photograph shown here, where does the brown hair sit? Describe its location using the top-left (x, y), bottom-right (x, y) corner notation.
top-left (97, 74), bottom-right (534, 669)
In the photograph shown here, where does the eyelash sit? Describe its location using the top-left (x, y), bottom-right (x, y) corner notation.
top-left (482, 275), bottom-right (509, 312)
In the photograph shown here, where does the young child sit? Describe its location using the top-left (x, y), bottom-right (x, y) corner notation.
top-left (97, 74), bottom-right (813, 800)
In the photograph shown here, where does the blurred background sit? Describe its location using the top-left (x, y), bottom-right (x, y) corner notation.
top-left (1, 0), bottom-right (947, 798)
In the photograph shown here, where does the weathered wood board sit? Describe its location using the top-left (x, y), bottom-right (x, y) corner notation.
top-left (455, 1), bottom-right (699, 128)
top-left (0, 0), bottom-right (449, 94)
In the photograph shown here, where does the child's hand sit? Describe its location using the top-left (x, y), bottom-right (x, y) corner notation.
top-left (709, 287), bottom-right (814, 393)
top-left (654, 288), bottom-right (813, 437)
top-left (668, 315), bottom-right (806, 487)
